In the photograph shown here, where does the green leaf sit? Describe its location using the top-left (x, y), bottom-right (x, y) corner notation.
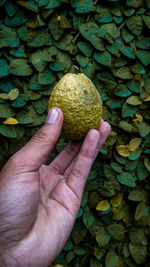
top-left (16, 110), bottom-right (33, 124)
top-left (77, 41), bottom-right (93, 57)
top-left (117, 172), bottom-right (136, 187)
top-left (127, 79), bottom-right (141, 93)
top-left (32, 97), bottom-right (48, 115)
top-left (122, 27), bottom-right (134, 43)
top-left (126, 0), bottom-right (143, 8)
top-left (136, 37), bottom-right (150, 49)
top-left (122, 103), bottom-right (137, 117)
top-left (38, 69), bottom-right (54, 85)
top-left (114, 57), bottom-right (128, 67)
top-left (76, 54), bottom-right (89, 67)
top-left (28, 73), bottom-right (42, 91)
top-left (142, 14), bottom-right (150, 29)
top-left (0, 103), bottom-right (15, 118)
top-left (89, 35), bottom-right (105, 51)
top-left (116, 67), bottom-right (133, 79)
top-left (8, 88), bottom-right (19, 101)
top-left (135, 201), bottom-right (149, 221)
top-left (45, 0), bottom-right (61, 9)
top-left (9, 59), bottom-right (33, 76)
top-left (0, 93), bottom-right (9, 100)
top-left (0, 59), bottom-right (8, 77)
top-left (0, 125), bottom-right (17, 138)
top-left (5, 1), bottom-right (18, 17)
top-left (138, 122), bottom-right (150, 137)
top-left (88, 169), bottom-right (97, 180)
top-left (95, 6), bottom-right (112, 23)
top-left (120, 47), bottom-right (135, 59)
top-left (114, 84), bottom-right (132, 97)
top-left (79, 22), bottom-right (105, 50)
top-left (145, 0), bottom-right (150, 8)
top-left (4, 10), bottom-right (27, 27)
top-left (128, 190), bottom-right (148, 201)
top-left (128, 148), bottom-right (142, 160)
top-left (137, 161), bottom-right (149, 181)
top-left (119, 121), bottom-right (133, 132)
top-left (106, 43), bottom-right (120, 56)
top-left (129, 243), bottom-right (147, 264)
top-left (10, 45), bottom-right (28, 58)
top-left (98, 23), bottom-right (120, 43)
top-left (94, 51), bottom-right (112, 67)
top-left (105, 250), bottom-right (123, 267)
top-left (111, 161), bottom-right (123, 173)
top-left (12, 95), bottom-right (26, 108)
top-left (17, 26), bottom-right (27, 42)
top-left (71, 220), bottom-right (87, 244)
top-left (75, 0), bottom-right (93, 14)
top-left (96, 226), bottom-right (111, 247)
top-left (54, 34), bottom-right (74, 52)
top-left (131, 62), bottom-right (145, 74)
top-left (82, 63), bottom-right (95, 80)
top-left (137, 49), bottom-right (150, 66)
top-left (17, 1), bottom-right (39, 13)
top-left (106, 224), bottom-right (125, 241)
top-left (49, 61), bottom-right (66, 72)
top-left (126, 15), bottom-right (143, 36)
top-left (30, 49), bottom-right (52, 72)
top-left (48, 13), bottom-right (64, 41)
top-left (90, 258), bottom-right (103, 267)
top-left (144, 158), bottom-right (150, 172)
top-left (27, 29), bottom-right (50, 47)
top-left (125, 159), bottom-right (138, 171)
top-left (126, 95), bottom-right (142, 105)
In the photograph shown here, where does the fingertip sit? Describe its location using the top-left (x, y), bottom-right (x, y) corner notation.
top-left (46, 107), bottom-right (63, 124)
top-left (88, 129), bottom-right (100, 141)
top-left (99, 120), bottom-right (111, 135)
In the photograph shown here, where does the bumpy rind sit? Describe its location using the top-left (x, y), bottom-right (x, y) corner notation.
top-left (48, 73), bottom-right (102, 141)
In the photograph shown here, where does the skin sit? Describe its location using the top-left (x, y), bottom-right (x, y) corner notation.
top-left (0, 108), bottom-right (111, 267)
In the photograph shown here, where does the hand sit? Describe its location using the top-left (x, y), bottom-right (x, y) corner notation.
top-left (0, 107), bottom-right (111, 267)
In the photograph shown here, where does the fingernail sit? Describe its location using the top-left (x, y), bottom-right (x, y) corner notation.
top-left (90, 129), bottom-right (100, 140)
top-left (46, 108), bottom-right (59, 123)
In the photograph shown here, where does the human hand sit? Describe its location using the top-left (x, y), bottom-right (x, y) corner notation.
top-left (0, 107), bottom-right (111, 267)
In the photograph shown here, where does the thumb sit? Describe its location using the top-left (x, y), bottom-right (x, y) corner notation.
top-left (14, 107), bottom-right (63, 170)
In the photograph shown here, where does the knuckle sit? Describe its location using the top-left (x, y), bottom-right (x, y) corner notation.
top-left (32, 126), bottom-right (56, 146)
top-left (101, 122), bottom-right (111, 135)
top-left (10, 152), bottom-right (21, 165)
top-left (51, 162), bottom-right (63, 174)
top-left (71, 168), bottom-right (82, 179)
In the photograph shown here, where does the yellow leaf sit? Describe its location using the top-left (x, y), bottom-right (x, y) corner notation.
top-left (116, 145), bottom-right (130, 157)
top-left (8, 88), bottom-right (19, 101)
top-left (3, 118), bottom-right (19, 125)
top-left (126, 95), bottom-right (142, 105)
top-left (143, 95), bottom-right (150, 101)
top-left (112, 206), bottom-right (124, 221)
top-left (128, 138), bottom-right (142, 152)
top-left (96, 200), bottom-right (110, 211)
top-left (110, 193), bottom-right (123, 208)
top-left (144, 158), bottom-right (150, 172)
top-left (132, 113), bottom-right (143, 123)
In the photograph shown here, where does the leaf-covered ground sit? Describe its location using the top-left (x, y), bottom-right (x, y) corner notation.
top-left (0, 0), bottom-right (150, 266)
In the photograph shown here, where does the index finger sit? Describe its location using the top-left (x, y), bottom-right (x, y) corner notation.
top-left (67, 129), bottom-right (100, 201)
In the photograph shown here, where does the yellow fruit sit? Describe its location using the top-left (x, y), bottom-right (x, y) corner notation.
top-left (48, 73), bottom-right (102, 141)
